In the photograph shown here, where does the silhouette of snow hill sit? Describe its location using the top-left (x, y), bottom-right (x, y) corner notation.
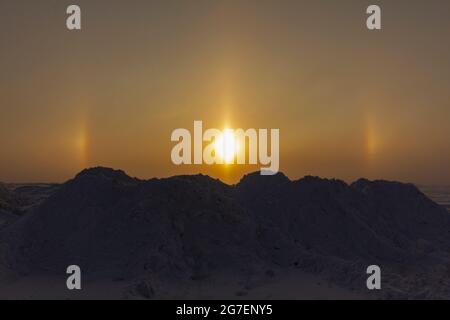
top-left (1, 167), bottom-right (450, 297)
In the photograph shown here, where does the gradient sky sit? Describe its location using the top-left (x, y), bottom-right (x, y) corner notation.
top-left (1, 0), bottom-right (450, 184)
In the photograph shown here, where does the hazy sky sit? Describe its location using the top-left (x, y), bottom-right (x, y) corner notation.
top-left (1, 0), bottom-right (450, 184)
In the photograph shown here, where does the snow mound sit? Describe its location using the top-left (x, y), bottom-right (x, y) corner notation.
top-left (2, 168), bottom-right (450, 298)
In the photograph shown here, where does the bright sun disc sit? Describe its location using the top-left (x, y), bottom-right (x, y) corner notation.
top-left (215, 129), bottom-right (238, 164)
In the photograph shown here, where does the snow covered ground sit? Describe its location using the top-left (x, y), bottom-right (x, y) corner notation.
top-left (0, 268), bottom-right (366, 300)
top-left (1, 168), bottom-right (450, 300)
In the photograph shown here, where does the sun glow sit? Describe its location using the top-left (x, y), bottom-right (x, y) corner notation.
top-left (214, 129), bottom-right (238, 164)
top-left (76, 122), bottom-right (89, 168)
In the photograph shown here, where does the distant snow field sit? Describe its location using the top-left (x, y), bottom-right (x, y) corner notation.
top-left (420, 186), bottom-right (450, 212)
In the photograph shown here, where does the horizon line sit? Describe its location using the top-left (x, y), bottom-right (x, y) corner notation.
top-left (2, 166), bottom-right (439, 188)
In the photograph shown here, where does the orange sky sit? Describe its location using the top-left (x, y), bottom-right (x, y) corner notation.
top-left (1, 0), bottom-right (450, 185)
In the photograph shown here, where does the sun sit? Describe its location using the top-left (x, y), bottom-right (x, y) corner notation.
top-left (215, 129), bottom-right (238, 164)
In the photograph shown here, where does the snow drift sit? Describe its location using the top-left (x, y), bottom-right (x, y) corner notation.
top-left (1, 167), bottom-right (450, 298)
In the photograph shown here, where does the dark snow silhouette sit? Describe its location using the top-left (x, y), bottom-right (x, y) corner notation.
top-left (1, 167), bottom-right (450, 299)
